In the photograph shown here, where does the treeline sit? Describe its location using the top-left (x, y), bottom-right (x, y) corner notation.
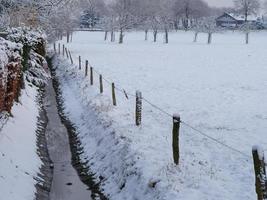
top-left (80, 0), bottom-right (216, 43)
top-left (78, 0), bottom-right (263, 44)
top-left (0, 0), bottom-right (264, 43)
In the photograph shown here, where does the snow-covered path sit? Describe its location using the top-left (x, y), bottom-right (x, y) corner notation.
top-left (44, 79), bottom-right (92, 200)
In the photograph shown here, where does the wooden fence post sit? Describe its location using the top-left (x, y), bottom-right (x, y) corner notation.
top-left (112, 83), bottom-right (117, 106)
top-left (85, 60), bottom-right (88, 76)
top-left (172, 114), bottom-right (180, 165)
top-left (252, 146), bottom-right (267, 200)
top-left (135, 91), bottom-right (142, 126)
top-left (58, 43), bottom-right (60, 54)
top-left (54, 43), bottom-right (56, 53)
top-left (79, 56), bottom-right (81, 70)
top-left (65, 48), bottom-right (69, 59)
top-left (63, 44), bottom-right (65, 56)
top-left (99, 75), bottom-right (103, 93)
top-left (90, 67), bottom-right (94, 85)
top-left (69, 50), bottom-right (73, 64)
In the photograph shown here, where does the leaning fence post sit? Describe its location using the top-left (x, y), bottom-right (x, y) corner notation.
top-left (58, 43), bottom-right (60, 54)
top-left (99, 75), bottom-right (103, 93)
top-left (85, 60), bottom-right (88, 76)
top-left (172, 114), bottom-right (180, 165)
top-left (252, 146), bottom-right (267, 200)
top-left (135, 91), bottom-right (142, 126)
top-left (65, 48), bottom-right (69, 59)
top-left (79, 56), bottom-right (81, 70)
top-left (69, 50), bottom-right (73, 64)
top-left (53, 43), bottom-right (56, 53)
top-left (112, 83), bottom-right (117, 106)
top-left (90, 66), bottom-right (93, 85)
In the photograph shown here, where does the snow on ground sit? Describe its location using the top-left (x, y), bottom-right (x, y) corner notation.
top-left (55, 30), bottom-right (267, 199)
top-left (0, 83), bottom-right (42, 200)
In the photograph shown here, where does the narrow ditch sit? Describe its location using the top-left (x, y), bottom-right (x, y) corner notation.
top-left (46, 56), bottom-right (107, 200)
top-left (35, 88), bottom-right (53, 200)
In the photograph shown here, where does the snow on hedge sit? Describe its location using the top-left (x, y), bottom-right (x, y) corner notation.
top-left (0, 27), bottom-right (49, 200)
top-left (7, 27), bottom-right (46, 47)
top-left (0, 37), bottom-right (22, 72)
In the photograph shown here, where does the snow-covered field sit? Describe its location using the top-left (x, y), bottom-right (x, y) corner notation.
top-left (56, 30), bottom-right (267, 200)
top-left (0, 83), bottom-right (41, 200)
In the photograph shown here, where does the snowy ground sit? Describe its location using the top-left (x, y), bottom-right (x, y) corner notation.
top-left (55, 30), bottom-right (267, 200)
top-left (0, 83), bottom-right (42, 200)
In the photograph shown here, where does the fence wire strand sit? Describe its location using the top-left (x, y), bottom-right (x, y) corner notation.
top-left (181, 121), bottom-right (251, 159)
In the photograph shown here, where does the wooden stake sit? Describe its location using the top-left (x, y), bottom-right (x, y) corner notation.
top-left (85, 60), bottom-right (88, 76)
top-left (172, 114), bottom-right (180, 165)
top-left (65, 48), bottom-right (69, 59)
top-left (252, 146), bottom-right (267, 200)
top-left (69, 50), bottom-right (73, 64)
top-left (90, 67), bottom-right (93, 85)
top-left (123, 90), bottom-right (129, 99)
top-left (99, 75), bottom-right (103, 93)
top-left (112, 83), bottom-right (117, 106)
top-left (79, 56), bottom-right (81, 70)
top-left (135, 91), bottom-right (142, 126)
top-left (63, 44), bottom-right (65, 56)
top-left (53, 43), bottom-right (56, 53)
top-left (58, 43), bottom-right (60, 54)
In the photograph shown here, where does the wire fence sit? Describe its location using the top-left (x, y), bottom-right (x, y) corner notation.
top-left (0, 41), bottom-right (262, 195)
top-left (58, 44), bottom-right (253, 162)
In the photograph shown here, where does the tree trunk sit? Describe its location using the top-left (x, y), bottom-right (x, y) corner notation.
top-left (183, 18), bottom-right (189, 30)
top-left (174, 19), bottom-right (179, 31)
top-left (194, 32), bottom-right (198, 42)
top-left (145, 30), bottom-right (148, 41)
top-left (153, 30), bottom-right (157, 42)
top-left (165, 28), bottom-right (168, 44)
top-left (104, 31), bottom-right (108, 41)
top-left (66, 31), bottom-right (70, 43)
top-left (246, 32), bottom-right (249, 44)
top-left (119, 29), bottom-right (123, 44)
top-left (111, 30), bottom-right (115, 42)
top-left (208, 33), bottom-right (212, 44)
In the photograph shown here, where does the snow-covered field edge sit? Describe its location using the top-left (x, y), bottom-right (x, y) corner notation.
top-left (51, 36), bottom-right (259, 199)
top-left (52, 54), bottom-right (174, 200)
top-left (0, 81), bottom-right (52, 200)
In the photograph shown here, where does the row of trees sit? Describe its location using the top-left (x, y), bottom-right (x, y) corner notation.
top-left (0, 0), bottom-right (81, 41)
top-left (83, 0), bottom-right (213, 44)
top-left (79, 0), bottom-right (265, 44)
top-left (0, 0), bottom-right (265, 43)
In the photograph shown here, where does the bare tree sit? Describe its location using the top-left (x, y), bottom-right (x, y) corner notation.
top-left (159, 0), bottom-right (174, 44)
top-left (172, 0), bottom-right (210, 30)
top-left (145, 0), bottom-right (161, 42)
top-left (109, 0), bottom-right (141, 44)
top-left (234, 0), bottom-right (260, 22)
top-left (200, 16), bottom-right (219, 44)
top-left (192, 20), bottom-right (204, 42)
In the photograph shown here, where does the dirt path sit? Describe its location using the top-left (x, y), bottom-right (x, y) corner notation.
top-left (44, 79), bottom-right (92, 200)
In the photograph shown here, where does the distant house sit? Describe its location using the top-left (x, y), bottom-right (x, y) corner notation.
top-left (216, 12), bottom-right (260, 28)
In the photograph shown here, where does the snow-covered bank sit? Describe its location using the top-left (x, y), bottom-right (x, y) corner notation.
top-left (52, 35), bottom-right (257, 200)
top-left (0, 83), bottom-right (43, 200)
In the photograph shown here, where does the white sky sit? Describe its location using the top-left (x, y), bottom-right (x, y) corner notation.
top-left (204, 0), bottom-right (234, 7)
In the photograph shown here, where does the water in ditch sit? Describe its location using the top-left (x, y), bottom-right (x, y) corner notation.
top-left (44, 79), bottom-right (92, 200)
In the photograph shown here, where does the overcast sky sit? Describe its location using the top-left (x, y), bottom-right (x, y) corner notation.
top-left (204, 0), bottom-right (233, 7)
